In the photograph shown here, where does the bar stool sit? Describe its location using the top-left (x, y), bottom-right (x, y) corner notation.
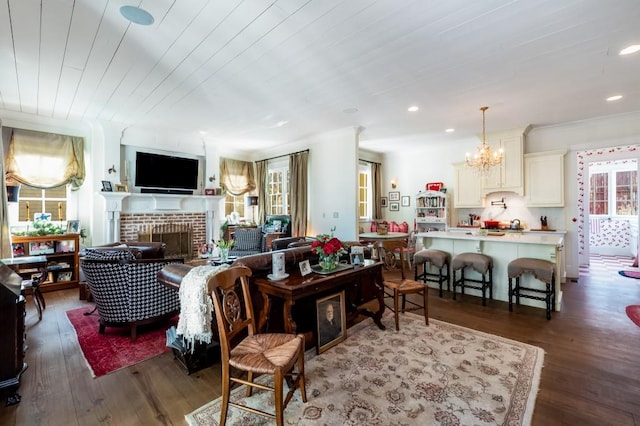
top-left (451, 253), bottom-right (493, 306)
top-left (414, 249), bottom-right (451, 297)
top-left (508, 258), bottom-right (556, 320)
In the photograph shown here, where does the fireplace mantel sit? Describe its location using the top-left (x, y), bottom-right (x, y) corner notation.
top-left (99, 192), bottom-right (224, 243)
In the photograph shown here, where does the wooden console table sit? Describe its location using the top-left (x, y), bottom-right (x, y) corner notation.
top-left (253, 260), bottom-right (386, 336)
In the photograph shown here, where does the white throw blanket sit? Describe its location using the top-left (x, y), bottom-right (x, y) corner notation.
top-left (176, 264), bottom-right (229, 353)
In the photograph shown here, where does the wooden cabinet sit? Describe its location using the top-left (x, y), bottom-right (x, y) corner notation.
top-left (481, 127), bottom-right (530, 196)
top-left (10, 234), bottom-right (80, 292)
top-left (415, 190), bottom-right (448, 232)
top-left (0, 263), bottom-right (27, 403)
top-left (453, 162), bottom-right (483, 208)
top-left (525, 150), bottom-right (566, 207)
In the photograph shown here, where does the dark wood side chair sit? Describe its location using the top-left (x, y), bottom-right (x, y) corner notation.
top-left (208, 266), bottom-right (307, 426)
top-left (376, 240), bottom-right (429, 331)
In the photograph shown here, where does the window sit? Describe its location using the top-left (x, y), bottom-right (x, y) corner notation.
top-left (223, 194), bottom-right (245, 218)
top-left (589, 160), bottom-right (638, 216)
top-left (17, 185), bottom-right (68, 222)
top-left (267, 161), bottom-right (289, 215)
top-left (358, 162), bottom-right (372, 219)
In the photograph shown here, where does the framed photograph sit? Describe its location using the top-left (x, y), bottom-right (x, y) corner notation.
top-left (389, 191), bottom-right (400, 201)
top-left (11, 243), bottom-right (25, 257)
top-left (350, 253), bottom-right (365, 266)
top-left (299, 259), bottom-right (312, 276)
top-left (29, 241), bottom-right (54, 255)
top-left (114, 183), bottom-right (128, 192)
top-left (381, 197), bottom-right (388, 207)
top-left (57, 271), bottom-right (72, 282)
top-left (316, 291), bottom-right (347, 354)
top-left (101, 180), bottom-right (113, 192)
top-left (55, 240), bottom-right (75, 253)
top-left (401, 195), bottom-right (410, 207)
top-left (389, 202), bottom-right (400, 212)
top-left (66, 219), bottom-right (80, 234)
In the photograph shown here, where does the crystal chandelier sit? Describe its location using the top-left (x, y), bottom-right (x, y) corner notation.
top-left (466, 106), bottom-right (503, 173)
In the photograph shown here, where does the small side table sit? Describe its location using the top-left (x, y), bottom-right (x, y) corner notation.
top-left (2, 256), bottom-right (47, 321)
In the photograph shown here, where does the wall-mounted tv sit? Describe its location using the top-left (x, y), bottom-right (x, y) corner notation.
top-left (135, 151), bottom-right (199, 191)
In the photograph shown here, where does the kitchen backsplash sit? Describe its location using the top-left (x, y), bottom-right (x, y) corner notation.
top-left (454, 192), bottom-right (567, 230)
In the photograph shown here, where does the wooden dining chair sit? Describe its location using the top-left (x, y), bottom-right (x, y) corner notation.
top-left (207, 266), bottom-right (307, 426)
top-left (376, 240), bottom-right (429, 331)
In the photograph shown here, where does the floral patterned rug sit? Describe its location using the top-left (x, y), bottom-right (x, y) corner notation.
top-left (185, 312), bottom-right (544, 425)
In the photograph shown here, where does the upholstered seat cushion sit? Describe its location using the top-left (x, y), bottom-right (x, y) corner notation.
top-left (508, 258), bottom-right (555, 283)
top-left (230, 333), bottom-right (304, 374)
top-left (414, 249), bottom-right (450, 268)
top-left (451, 252), bottom-right (492, 274)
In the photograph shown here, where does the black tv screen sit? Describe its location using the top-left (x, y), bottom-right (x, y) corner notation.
top-left (135, 151), bottom-right (199, 190)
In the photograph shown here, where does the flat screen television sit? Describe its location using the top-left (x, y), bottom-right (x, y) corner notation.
top-left (135, 151), bottom-right (199, 191)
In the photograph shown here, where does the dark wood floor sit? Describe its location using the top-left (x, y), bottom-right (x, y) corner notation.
top-left (1, 265), bottom-right (639, 425)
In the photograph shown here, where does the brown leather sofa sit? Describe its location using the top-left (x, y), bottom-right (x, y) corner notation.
top-left (81, 241), bottom-right (168, 259)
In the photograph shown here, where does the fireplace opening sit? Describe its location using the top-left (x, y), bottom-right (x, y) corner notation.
top-left (137, 223), bottom-right (193, 259)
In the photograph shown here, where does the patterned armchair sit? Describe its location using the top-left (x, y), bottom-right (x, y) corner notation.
top-left (229, 227), bottom-right (266, 257)
top-left (80, 249), bottom-right (182, 341)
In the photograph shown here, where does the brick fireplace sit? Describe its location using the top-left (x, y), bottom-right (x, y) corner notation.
top-left (99, 193), bottom-right (223, 257)
top-left (120, 213), bottom-right (206, 258)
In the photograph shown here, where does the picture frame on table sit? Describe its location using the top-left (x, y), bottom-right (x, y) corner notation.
top-left (66, 220), bottom-right (80, 234)
top-left (388, 191), bottom-right (400, 201)
top-left (114, 183), bottom-right (128, 192)
top-left (316, 291), bottom-right (347, 354)
top-left (101, 180), bottom-right (113, 192)
top-left (381, 197), bottom-right (388, 207)
top-left (401, 196), bottom-right (410, 207)
top-left (299, 259), bottom-right (312, 276)
top-left (389, 202), bottom-right (400, 212)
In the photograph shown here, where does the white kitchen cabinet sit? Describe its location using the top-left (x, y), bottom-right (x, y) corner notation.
top-left (453, 162), bottom-right (483, 208)
top-left (481, 126), bottom-right (530, 196)
top-left (525, 150), bottom-right (566, 207)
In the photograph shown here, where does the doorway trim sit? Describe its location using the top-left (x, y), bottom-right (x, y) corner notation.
top-left (577, 144), bottom-right (640, 265)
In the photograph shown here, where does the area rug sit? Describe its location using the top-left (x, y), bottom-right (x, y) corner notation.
top-left (625, 305), bottom-right (640, 328)
top-left (618, 270), bottom-right (640, 279)
top-left (185, 313), bottom-right (544, 426)
top-left (66, 307), bottom-right (174, 378)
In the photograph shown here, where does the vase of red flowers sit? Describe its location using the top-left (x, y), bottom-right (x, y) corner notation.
top-left (312, 227), bottom-right (347, 271)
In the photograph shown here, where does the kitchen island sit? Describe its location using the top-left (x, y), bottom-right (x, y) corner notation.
top-left (416, 231), bottom-right (565, 311)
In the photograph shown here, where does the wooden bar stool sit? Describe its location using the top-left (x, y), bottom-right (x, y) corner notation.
top-left (413, 249), bottom-right (450, 297)
top-left (451, 253), bottom-right (493, 306)
top-left (508, 258), bottom-right (556, 320)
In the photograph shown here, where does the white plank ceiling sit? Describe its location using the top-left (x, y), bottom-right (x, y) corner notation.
top-left (0, 0), bottom-right (639, 153)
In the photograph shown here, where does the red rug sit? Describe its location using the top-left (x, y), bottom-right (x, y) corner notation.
top-left (66, 307), bottom-right (175, 377)
top-left (625, 305), bottom-right (640, 328)
top-left (618, 270), bottom-right (640, 279)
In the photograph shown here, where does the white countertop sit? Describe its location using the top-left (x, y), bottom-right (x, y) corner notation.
top-left (416, 231), bottom-right (564, 246)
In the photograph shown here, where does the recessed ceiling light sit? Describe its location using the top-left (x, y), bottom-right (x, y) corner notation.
top-left (276, 120), bottom-right (289, 127)
top-left (606, 95), bottom-right (623, 102)
top-left (619, 44), bottom-right (640, 55)
top-left (408, 106), bottom-right (419, 112)
top-left (199, 130), bottom-right (207, 135)
top-left (343, 107), bottom-right (358, 114)
top-left (120, 6), bottom-right (154, 25)
top-left (445, 128), bottom-right (455, 133)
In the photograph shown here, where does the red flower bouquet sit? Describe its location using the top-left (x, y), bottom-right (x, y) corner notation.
top-left (312, 227), bottom-right (347, 271)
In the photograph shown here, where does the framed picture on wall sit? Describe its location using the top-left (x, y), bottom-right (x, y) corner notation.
top-left (389, 202), bottom-right (400, 212)
top-left (389, 191), bottom-right (400, 201)
top-left (381, 197), bottom-right (388, 207)
top-left (401, 196), bottom-right (410, 207)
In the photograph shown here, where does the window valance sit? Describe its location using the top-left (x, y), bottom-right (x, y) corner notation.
top-left (220, 158), bottom-right (256, 196)
top-left (5, 129), bottom-right (85, 190)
